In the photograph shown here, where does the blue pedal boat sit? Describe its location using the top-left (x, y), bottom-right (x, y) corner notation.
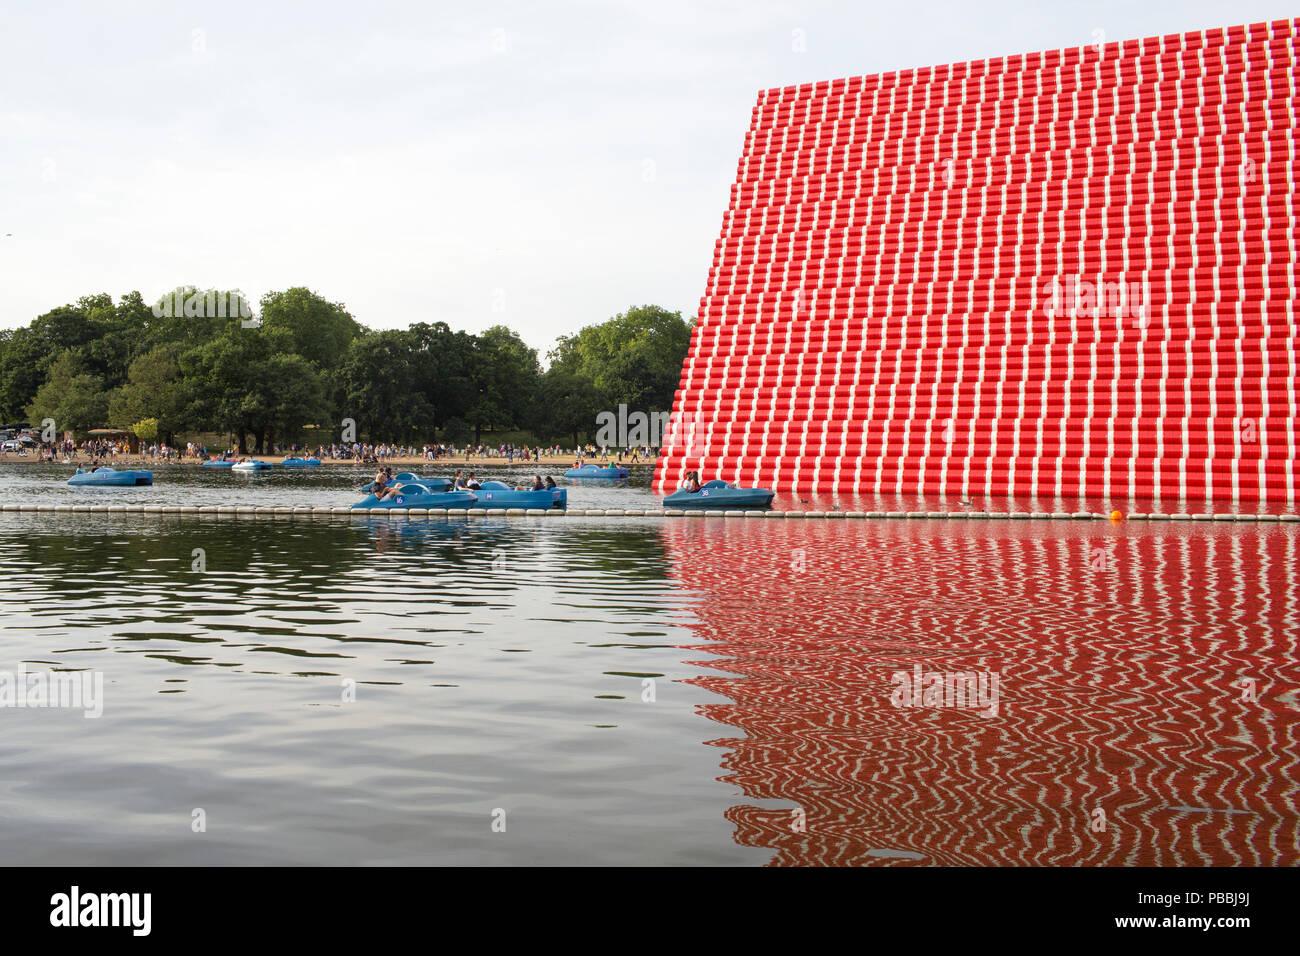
top-left (201, 459), bottom-right (235, 468)
top-left (231, 460), bottom-right (273, 472)
top-left (470, 480), bottom-right (567, 509)
top-left (67, 467), bottom-right (154, 487)
top-left (280, 457), bottom-right (322, 466)
top-left (663, 480), bottom-right (774, 509)
top-left (563, 464), bottom-right (629, 480)
top-left (352, 483), bottom-right (477, 510)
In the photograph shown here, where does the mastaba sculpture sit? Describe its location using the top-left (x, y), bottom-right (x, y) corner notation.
top-left (655, 18), bottom-right (1298, 505)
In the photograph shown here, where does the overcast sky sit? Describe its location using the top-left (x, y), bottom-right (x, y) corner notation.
top-left (1, 0), bottom-right (1293, 356)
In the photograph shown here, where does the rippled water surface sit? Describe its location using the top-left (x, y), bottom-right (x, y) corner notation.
top-left (6, 459), bottom-right (1295, 516)
top-left (0, 461), bottom-right (661, 509)
top-left (1, 466), bottom-right (1297, 865)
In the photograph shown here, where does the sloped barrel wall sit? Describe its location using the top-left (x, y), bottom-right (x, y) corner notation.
top-left (654, 19), bottom-right (1299, 504)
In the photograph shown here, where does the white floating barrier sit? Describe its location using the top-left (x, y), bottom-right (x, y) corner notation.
top-left (8, 502), bottom-right (1296, 525)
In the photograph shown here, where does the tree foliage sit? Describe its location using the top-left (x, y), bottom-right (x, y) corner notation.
top-left (536, 305), bottom-right (693, 444)
top-left (1, 290), bottom-right (693, 448)
top-left (132, 418), bottom-right (159, 442)
top-left (25, 351), bottom-right (109, 433)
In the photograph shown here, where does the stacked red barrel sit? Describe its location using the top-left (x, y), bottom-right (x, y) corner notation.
top-left (655, 18), bottom-right (1299, 505)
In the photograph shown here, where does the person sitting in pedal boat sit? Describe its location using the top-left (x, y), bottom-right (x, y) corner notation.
top-left (369, 467), bottom-right (396, 500)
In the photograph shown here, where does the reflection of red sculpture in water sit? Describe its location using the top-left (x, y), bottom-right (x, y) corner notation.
top-left (662, 519), bottom-right (1300, 865)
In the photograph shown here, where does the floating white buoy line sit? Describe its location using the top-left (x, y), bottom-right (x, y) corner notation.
top-left (0, 502), bottom-right (1296, 523)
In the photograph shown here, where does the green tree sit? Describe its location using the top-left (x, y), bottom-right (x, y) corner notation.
top-left (0, 301), bottom-right (100, 419)
top-left (536, 335), bottom-right (601, 447)
top-left (132, 418), bottom-right (159, 442)
top-left (0, 329), bottom-right (12, 418)
top-left (107, 346), bottom-right (189, 442)
top-left (262, 353), bottom-right (330, 446)
top-left (25, 351), bottom-right (110, 433)
top-left (260, 287), bottom-right (363, 371)
top-left (571, 305), bottom-right (692, 413)
top-left (142, 286), bottom-right (249, 354)
top-left (465, 325), bottom-right (539, 444)
top-left (408, 322), bottom-right (476, 431)
top-left (340, 329), bottom-right (436, 443)
top-left (179, 324), bottom-right (325, 452)
top-left (1, 286), bottom-right (694, 451)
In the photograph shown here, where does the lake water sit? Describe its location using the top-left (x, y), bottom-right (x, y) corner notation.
top-left (4, 459), bottom-right (1295, 515)
top-left (0, 461), bottom-right (662, 510)
top-left (0, 462), bottom-right (1297, 865)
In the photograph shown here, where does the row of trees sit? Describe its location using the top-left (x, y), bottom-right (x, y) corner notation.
top-left (0, 288), bottom-right (693, 452)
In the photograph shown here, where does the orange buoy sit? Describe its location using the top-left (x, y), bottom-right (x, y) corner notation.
top-left (1110, 510), bottom-right (1123, 522)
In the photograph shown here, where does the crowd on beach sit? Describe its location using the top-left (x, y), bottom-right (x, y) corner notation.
top-left (14, 438), bottom-right (185, 463)
top-left (1, 431), bottom-right (661, 466)
top-left (190, 440), bottom-right (662, 464)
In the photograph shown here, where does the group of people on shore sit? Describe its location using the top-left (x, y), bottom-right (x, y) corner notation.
top-left (6, 434), bottom-right (660, 467)
top-left (457, 444), bottom-right (562, 462)
top-left (576, 443), bottom-right (657, 463)
top-left (31, 438), bottom-right (183, 463)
